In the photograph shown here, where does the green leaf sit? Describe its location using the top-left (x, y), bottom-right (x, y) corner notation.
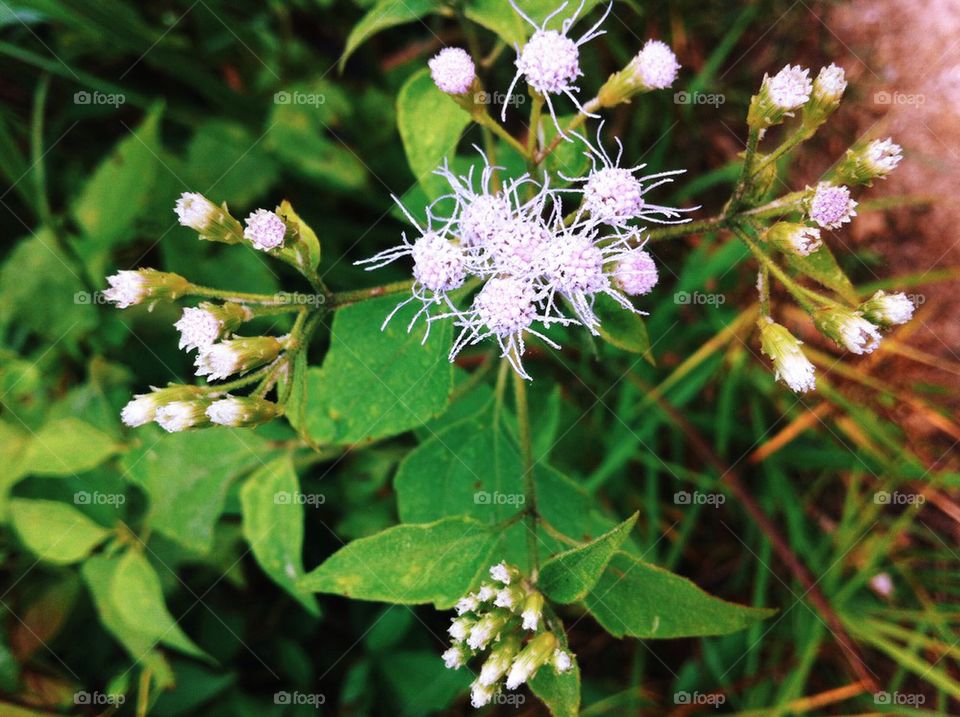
top-left (0, 421), bottom-right (32, 522)
top-left (121, 428), bottom-right (272, 555)
top-left (529, 654), bottom-right (581, 717)
top-left (397, 68), bottom-right (471, 199)
top-left (8, 499), bottom-right (110, 564)
top-left (266, 82), bottom-right (367, 191)
top-left (82, 555), bottom-right (160, 660)
top-left (110, 550), bottom-right (209, 661)
top-left (466, 0), bottom-right (605, 45)
top-left (240, 455), bottom-right (320, 615)
top-left (593, 293), bottom-right (654, 363)
top-left (0, 232), bottom-right (97, 345)
top-left (22, 417), bottom-right (121, 477)
top-left (299, 516), bottom-right (499, 608)
top-left (340, 0), bottom-right (440, 71)
top-left (381, 650), bottom-right (472, 717)
top-left (784, 243), bottom-right (859, 304)
top-left (584, 552), bottom-right (775, 638)
top-left (71, 105), bottom-right (164, 257)
top-left (538, 513), bottom-right (637, 603)
top-left (297, 295), bottom-right (453, 445)
top-left (183, 121), bottom-right (279, 208)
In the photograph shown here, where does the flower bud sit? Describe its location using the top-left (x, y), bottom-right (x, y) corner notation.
top-left (803, 64), bottom-right (846, 127)
top-left (505, 631), bottom-right (558, 690)
top-left (765, 222), bottom-right (822, 257)
top-left (244, 208), bottom-right (289, 251)
top-left (174, 192), bottom-right (244, 244)
top-left (859, 290), bottom-right (914, 327)
top-left (448, 615), bottom-right (475, 643)
top-left (467, 610), bottom-right (511, 651)
top-left (442, 645), bottom-right (468, 670)
top-left (478, 634), bottom-right (520, 687)
top-left (521, 591), bottom-right (544, 631)
top-left (747, 65), bottom-right (812, 129)
top-left (155, 398), bottom-right (215, 433)
top-left (832, 138), bottom-right (903, 185)
top-left (206, 396), bottom-right (279, 428)
top-left (195, 336), bottom-right (284, 382)
top-left (494, 584), bottom-right (526, 611)
top-left (489, 561), bottom-right (520, 585)
top-left (470, 680), bottom-right (495, 708)
top-left (598, 39), bottom-right (680, 107)
top-left (175, 302), bottom-right (251, 352)
top-left (553, 649), bottom-right (573, 673)
top-left (814, 307), bottom-right (882, 355)
top-left (121, 385), bottom-right (208, 427)
top-left (455, 593), bottom-right (481, 616)
top-left (758, 319), bottom-right (816, 393)
top-left (104, 268), bottom-right (191, 309)
top-left (614, 249), bottom-right (659, 296)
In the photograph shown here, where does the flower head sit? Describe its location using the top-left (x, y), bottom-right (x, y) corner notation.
top-left (629, 39), bottom-right (680, 90)
top-left (835, 138), bottom-right (903, 185)
top-left (812, 64), bottom-right (846, 105)
top-left (206, 396), bottom-right (279, 428)
top-left (505, 631), bottom-right (558, 690)
top-left (614, 249), bottom-right (658, 296)
top-left (809, 183), bottom-right (858, 230)
top-left (121, 385), bottom-right (207, 427)
top-left (766, 222), bottom-right (822, 257)
top-left (173, 192), bottom-right (243, 243)
top-left (429, 47), bottom-right (476, 95)
top-left (859, 290), bottom-right (914, 327)
top-left (244, 209), bottom-right (287, 251)
top-left (195, 336), bottom-right (284, 382)
top-left (174, 302), bottom-right (250, 352)
top-left (155, 399), bottom-right (214, 433)
top-left (758, 319), bottom-right (816, 393)
top-left (815, 308), bottom-right (882, 355)
top-left (104, 268), bottom-right (190, 309)
top-left (767, 64), bottom-right (812, 109)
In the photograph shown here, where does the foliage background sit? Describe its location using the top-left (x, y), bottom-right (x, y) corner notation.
top-left (0, 0), bottom-right (958, 714)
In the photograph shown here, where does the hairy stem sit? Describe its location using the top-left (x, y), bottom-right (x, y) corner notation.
top-left (329, 280), bottom-right (414, 308)
top-left (534, 97), bottom-right (599, 164)
top-left (727, 126), bottom-right (761, 212)
top-left (511, 365), bottom-right (539, 576)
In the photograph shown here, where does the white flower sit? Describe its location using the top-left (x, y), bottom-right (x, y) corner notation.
top-left (759, 319), bottom-right (816, 393)
top-left (503, 0), bottom-right (613, 131)
top-left (809, 183), bottom-right (858, 230)
top-left (504, 632), bottom-right (557, 690)
top-left (553, 650), bottom-right (573, 673)
top-left (629, 39), bottom-right (680, 90)
top-left (864, 138), bottom-right (902, 177)
top-left (428, 47), bottom-right (475, 95)
top-left (121, 394), bottom-right (157, 427)
top-left (812, 63), bottom-right (846, 104)
top-left (442, 646), bottom-right (465, 669)
top-left (455, 594), bottom-right (480, 615)
top-left (470, 681), bottom-right (495, 708)
top-left (860, 290), bottom-right (914, 327)
top-left (614, 249), bottom-right (659, 296)
top-left (521, 591), bottom-right (544, 631)
top-left (206, 396), bottom-right (278, 427)
top-left (467, 612), bottom-right (506, 651)
top-left (816, 308), bottom-right (882, 355)
top-left (448, 616), bottom-right (474, 643)
top-left (767, 64), bottom-right (812, 110)
top-left (175, 306), bottom-right (221, 352)
top-left (195, 337), bottom-right (283, 382)
top-left (476, 585), bottom-right (496, 602)
top-left (244, 208), bottom-right (287, 251)
top-left (175, 192), bottom-right (218, 231)
top-left (155, 400), bottom-right (210, 433)
top-left (103, 270), bottom-right (147, 308)
top-left (767, 222), bottom-right (822, 257)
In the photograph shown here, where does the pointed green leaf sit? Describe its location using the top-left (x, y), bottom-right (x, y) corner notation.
top-left (466, 0), bottom-right (605, 45)
top-left (240, 455), bottom-right (319, 615)
top-left (538, 513), bottom-right (637, 603)
top-left (110, 550), bottom-right (210, 661)
top-left (340, 0), bottom-right (440, 71)
top-left (22, 418), bottom-right (121, 477)
top-left (529, 653), bottom-right (580, 717)
top-left (82, 555), bottom-right (156, 659)
top-left (299, 516), bottom-right (499, 608)
top-left (9, 499), bottom-right (110, 564)
top-left (593, 294), bottom-right (655, 363)
top-left (297, 295), bottom-right (453, 445)
top-left (785, 243), bottom-right (859, 304)
top-left (397, 68), bottom-right (471, 199)
top-left (584, 552), bottom-right (775, 638)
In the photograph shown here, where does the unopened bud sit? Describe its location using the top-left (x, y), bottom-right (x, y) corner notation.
top-left (505, 631), bottom-right (558, 690)
top-left (155, 398), bottom-right (215, 433)
top-left (598, 39), bottom-right (680, 107)
top-left (195, 336), bottom-right (284, 382)
top-left (765, 222), bottom-right (822, 257)
top-left (814, 307), bottom-right (882, 355)
top-left (104, 268), bottom-right (191, 309)
top-left (832, 138), bottom-right (902, 185)
top-left (206, 396), bottom-right (279, 427)
top-left (758, 319), bottom-right (816, 393)
top-left (175, 302), bottom-right (251, 352)
top-left (803, 64), bottom-right (846, 127)
top-left (747, 65), bottom-right (812, 129)
top-left (521, 591), bottom-right (544, 631)
top-left (121, 385), bottom-right (209, 427)
top-left (859, 290), bottom-right (914, 327)
top-left (175, 192), bottom-right (244, 244)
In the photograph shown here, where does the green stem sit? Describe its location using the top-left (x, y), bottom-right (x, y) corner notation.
top-left (31, 73), bottom-right (52, 227)
top-left (511, 365), bottom-right (539, 576)
top-left (727, 126), bottom-right (761, 212)
top-left (645, 215), bottom-right (730, 242)
top-left (534, 97), bottom-right (598, 164)
top-left (751, 126), bottom-right (814, 177)
top-left (329, 280), bottom-right (414, 308)
top-left (204, 363), bottom-right (277, 392)
top-left (733, 224), bottom-right (817, 313)
top-left (474, 110), bottom-right (529, 159)
top-left (527, 92), bottom-right (544, 170)
top-left (186, 284), bottom-right (287, 305)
